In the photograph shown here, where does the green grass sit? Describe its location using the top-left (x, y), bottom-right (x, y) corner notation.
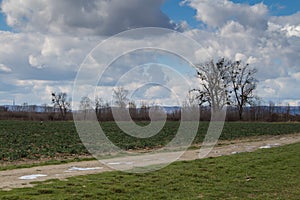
top-left (1, 121), bottom-right (300, 162)
top-left (1, 142), bottom-right (300, 199)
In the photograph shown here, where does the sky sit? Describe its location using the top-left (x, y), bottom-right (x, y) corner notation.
top-left (0, 0), bottom-right (300, 107)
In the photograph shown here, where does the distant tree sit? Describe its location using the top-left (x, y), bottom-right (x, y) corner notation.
top-left (94, 96), bottom-right (104, 119)
top-left (79, 96), bottom-right (93, 120)
top-left (268, 100), bottom-right (275, 118)
top-left (128, 101), bottom-right (137, 119)
top-left (285, 103), bottom-right (291, 121)
top-left (227, 60), bottom-right (258, 120)
top-left (103, 101), bottom-right (112, 121)
top-left (80, 96), bottom-right (93, 110)
top-left (139, 101), bottom-right (150, 120)
top-left (249, 97), bottom-right (263, 121)
top-left (149, 105), bottom-right (166, 121)
top-left (51, 92), bottom-right (71, 120)
top-left (113, 87), bottom-right (129, 108)
top-left (95, 97), bottom-right (112, 121)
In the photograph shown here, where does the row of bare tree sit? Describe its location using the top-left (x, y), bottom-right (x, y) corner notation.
top-left (1, 101), bottom-right (299, 122)
top-left (1, 57), bottom-right (299, 121)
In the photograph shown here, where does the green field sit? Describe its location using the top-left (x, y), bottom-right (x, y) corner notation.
top-left (1, 120), bottom-right (300, 162)
top-left (1, 142), bottom-right (299, 199)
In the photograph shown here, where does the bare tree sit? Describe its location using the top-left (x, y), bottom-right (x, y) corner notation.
top-left (249, 97), bottom-right (263, 121)
top-left (95, 98), bottom-right (112, 121)
top-left (190, 58), bottom-right (258, 120)
top-left (95, 96), bottom-right (104, 119)
top-left (51, 92), bottom-right (71, 120)
top-left (190, 58), bottom-right (230, 112)
top-left (139, 101), bottom-right (150, 120)
top-left (128, 101), bottom-right (137, 120)
top-left (113, 87), bottom-right (129, 108)
top-left (285, 103), bottom-right (291, 121)
top-left (79, 96), bottom-right (93, 120)
top-left (268, 100), bottom-right (275, 121)
top-left (228, 61), bottom-right (258, 120)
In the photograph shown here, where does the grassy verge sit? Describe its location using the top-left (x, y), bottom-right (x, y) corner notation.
top-left (1, 142), bottom-right (300, 199)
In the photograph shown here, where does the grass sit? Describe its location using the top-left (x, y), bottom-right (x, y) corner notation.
top-left (1, 120), bottom-right (300, 162)
top-left (0, 142), bottom-right (299, 199)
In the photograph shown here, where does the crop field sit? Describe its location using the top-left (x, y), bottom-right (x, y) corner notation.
top-left (1, 120), bottom-right (300, 162)
top-left (1, 141), bottom-right (300, 199)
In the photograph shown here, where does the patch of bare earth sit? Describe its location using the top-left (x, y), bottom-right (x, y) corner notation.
top-left (0, 154), bottom-right (93, 167)
top-left (1, 133), bottom-right (300, 191)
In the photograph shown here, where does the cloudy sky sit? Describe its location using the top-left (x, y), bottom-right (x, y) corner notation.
top-left (0, 0), bottom-right (300, 107)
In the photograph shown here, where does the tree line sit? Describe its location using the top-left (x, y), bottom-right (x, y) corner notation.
top-left (1, 57), bottom-right (299, 122)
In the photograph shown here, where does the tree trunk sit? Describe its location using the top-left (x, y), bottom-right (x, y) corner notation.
top-left (238, 106), bottom-right (243, 120)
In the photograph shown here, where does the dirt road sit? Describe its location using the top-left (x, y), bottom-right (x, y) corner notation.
top-left (1, 133), bottom-right (300, 191)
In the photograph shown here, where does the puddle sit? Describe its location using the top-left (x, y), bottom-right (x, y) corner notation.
top-left (259, 144), bottom-right (280, 149)
top-left (259, 145), bottom-right (272, 149)
top-left (107, 162), bottom-right (133, 165)
top-left (65, 167), bottom-right (102, 172)
top-left (124, 162), bottom-right (133, 165)
top-left (107, 162), bottom-right (121, 165)
top-left (19, 174), bottom-right (47, 180)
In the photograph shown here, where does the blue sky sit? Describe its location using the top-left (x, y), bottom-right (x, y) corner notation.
top-left (230, 0), bottom-right (300, 15)
top-left (162, 0), bottom-right (198, 27)
top-left (0, 0), bottom-right (300, 106)
top-left (0, 3), bottom-right (10, 31)
top-left (161, 0), bottom-right (300, 28)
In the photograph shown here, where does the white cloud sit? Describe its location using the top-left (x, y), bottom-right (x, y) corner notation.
top-left (0, 63), bottom-right (12, 72)
top-left (270, 12), bottom-right (300, 26)
top-left (28, 55), bottom-right (42, 69)
top-left (257, 74), bottom-right (300, 102)
top-left (185, 5), bottom-right (300, 79)
top-left (281, 24), bottom-right (300, 37)
top-left (184, 0), bottom-right (268, 30)
top-left (0, 0), bottom-right (300, 106)
top-left (15, 79), bottom-right (73, 104)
